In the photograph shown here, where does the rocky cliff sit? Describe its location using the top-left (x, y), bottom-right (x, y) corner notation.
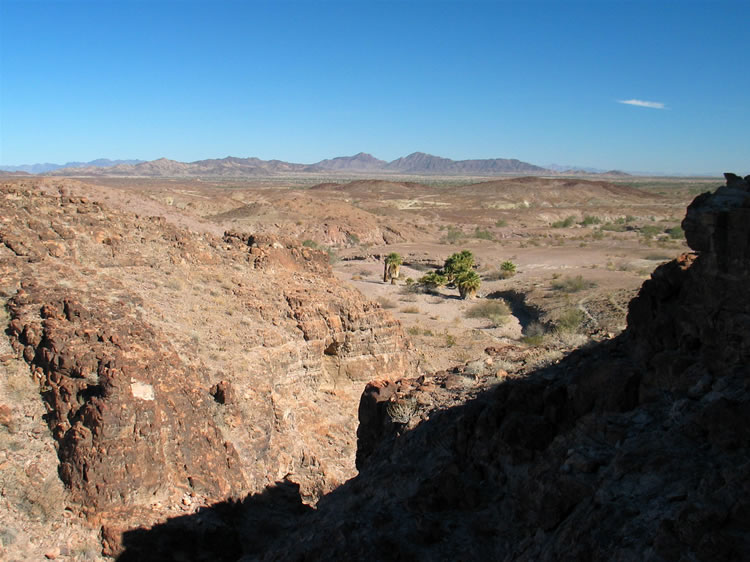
top-left (0, 179), bottom-right (416, 558)
top-left (117, 173), bottom-right (750, 561)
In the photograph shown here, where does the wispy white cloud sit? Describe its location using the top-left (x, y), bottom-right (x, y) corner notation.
top-left (618, 99), bottom-right (666, 109)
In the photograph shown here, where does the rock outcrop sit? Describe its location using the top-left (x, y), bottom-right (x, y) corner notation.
top-left (118, 174), bottom-right (750, 560)
top-left (0, 179), bottom-right (416, 558)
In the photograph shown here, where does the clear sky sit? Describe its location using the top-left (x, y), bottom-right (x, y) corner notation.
top-left (1, 0), bottom-right (748, 175)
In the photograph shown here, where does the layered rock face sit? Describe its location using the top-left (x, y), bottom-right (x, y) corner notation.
top-left (121, 174), bottom-right (750, 560)
top-left (0, 179), bottom-right (415, 557)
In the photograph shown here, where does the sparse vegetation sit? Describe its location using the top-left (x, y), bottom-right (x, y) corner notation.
top-left (667, 225), bottom-right (685, 239)
top-left (377, 296), bottom-right (397, 309)
top-left (401, 305), bottom-right (420, 314)
top-left (495, 218), bottom-right (508, 227)
top-left (600, 222), bottom-right (626, 232)
top-left (473, 227), bottom-right (494, 240)
top-left (551, 216), bottom-right (576, 228)
top-left (466, 299), bottom-right (511, 327)
top-left (640, 225), bottom-right (662, 240)
top-left (555, 307), bottom-right (585, 333)
top-left (580, 215), bottom-right (601, 226)
top-left (521, 321), bottom-right (547, 345)
top-left (551, 275), bottom-right (595, 293)
top-left (386, 398), bottom-right (418, 424)
top-left (440, 226), bottom-right (464, 244)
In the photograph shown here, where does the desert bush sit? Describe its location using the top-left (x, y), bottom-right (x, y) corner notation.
top-left (440, 226), bottom-right (464, 244)
top-left (600, 222), bottom-right (626, 232)
top-left (640, 225), bottom-right (662, 239)
top-left (473, 227), bottom-right (494, 240)
top-left (302, 239), bottom-right (319, 248)
top-left (466, 300), bottom-right (511, 324)
top-left (325, 247), bottom-right (339, 264)
top-left (521, 321), bottom-right (547, 345)
top-left (495, 218), bottom-right (508, 227)
top-left (580, 215), bottom-right (601, 226)
top-left (550, 275), bottom-right (595, 293)
top-left (404, 277), bottom-right (415, 286)
top-left (401, 305), bottom-right (420, 314)
top-left (377, 296), bottom-right (397, 309)
top-left (551, 216), bottom-right (576, 228)
top-left (555, 307), bottom-right (585, 333)
top-left (667, 225), bottom-right (685, 239)
top-left (386, 398), bottom-right (418, 424)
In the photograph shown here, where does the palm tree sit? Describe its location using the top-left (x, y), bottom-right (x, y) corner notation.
top-left (419, 271), bottom-right (448, 290)
top-left (444, 250), bottom-right (475, 284)
top-left (384, 252), bottom-right (403, 284)
top-left (456, 270), bottom-right (481, 299)
top-left (500, 260), bottom-right (517, 278)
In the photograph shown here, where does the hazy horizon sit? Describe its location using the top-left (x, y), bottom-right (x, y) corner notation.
top-left (1, 0), bottom-right (748, 176)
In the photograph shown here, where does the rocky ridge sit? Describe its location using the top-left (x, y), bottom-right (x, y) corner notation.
top-left (0, 179), bottom-right (416, 559)
top-left (117, 174), bottom-right (750, 560)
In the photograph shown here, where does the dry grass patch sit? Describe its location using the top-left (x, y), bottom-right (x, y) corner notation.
top-left (466, 299), bottom-right (511, 327)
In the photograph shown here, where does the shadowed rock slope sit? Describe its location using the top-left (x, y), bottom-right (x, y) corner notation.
top-left (119, 174), bottom-right (750, 561)
top-left (0, 178), bottom-right (416, 558)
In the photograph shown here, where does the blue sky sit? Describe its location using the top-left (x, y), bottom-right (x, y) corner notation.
top-left (1, 0), bottom-right (747, 175)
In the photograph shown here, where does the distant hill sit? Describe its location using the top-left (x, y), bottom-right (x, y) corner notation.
top-left (315, 152), bottom-right (388, 171)
top-left (1, 159), bottom-right (145, 174)
top-left (385, 152), bottom-right (547, 174)
top-left (49, 156), bottom-right (322, 177)
top-left (32, 152), bottom-right (551, 177)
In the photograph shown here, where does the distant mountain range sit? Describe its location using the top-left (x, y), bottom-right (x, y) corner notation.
top-left (2, 152), bottom-right (628, 178)
top-left (1, 159), bottom-right (145, 174)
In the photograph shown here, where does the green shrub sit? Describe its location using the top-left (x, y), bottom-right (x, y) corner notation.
top-left (302, 239), bottom-right (319, 248)
top-left (640, 225), bottom-right (662, 239)
top-left (555, 308), bottom-right (585, 333)
top-left (551, 275), bottom-right (595, 293)
top-left (600, 222), bottom-right (626, 232)
top-left (551, 216), bottom-right (576, 228)
top-left (495, 218), bottom-right (508, 227)
top-left (667, 225), bottom-right (685, 239)
top-left (580, 215), bottom-right (601, 226)
top-left (419, 271), bottom-right (448, 288)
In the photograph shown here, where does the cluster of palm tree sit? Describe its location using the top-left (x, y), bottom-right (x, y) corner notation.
top-left (418, 250), bottom-right (481, 299)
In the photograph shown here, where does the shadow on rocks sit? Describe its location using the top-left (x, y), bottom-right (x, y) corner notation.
top-left (118, 480), bottom-right (312, 562)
